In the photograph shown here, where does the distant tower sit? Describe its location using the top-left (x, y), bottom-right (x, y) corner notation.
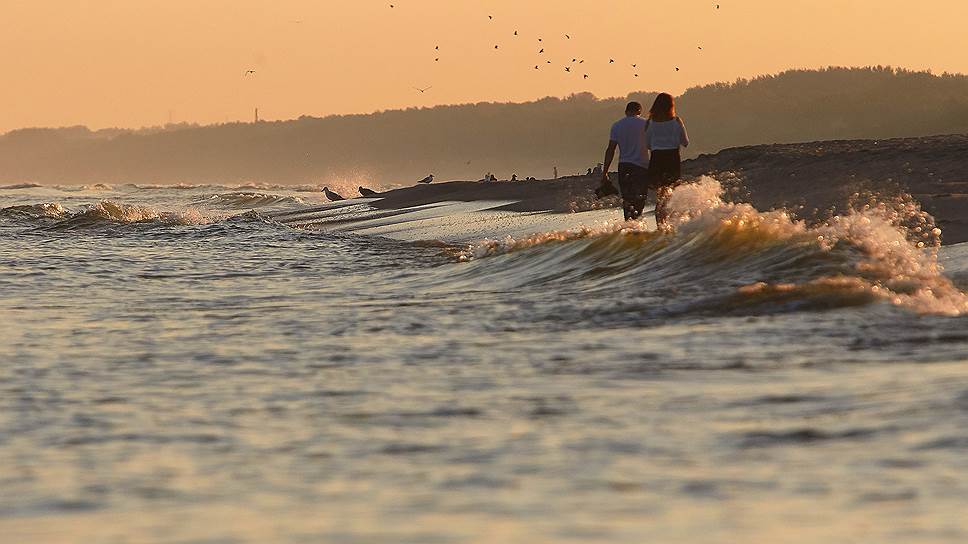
top-left (254, 108), bottom-right (259, 123)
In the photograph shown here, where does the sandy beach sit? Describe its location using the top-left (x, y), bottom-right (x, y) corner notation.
top-left (356, 134), bottom-right (968, 245)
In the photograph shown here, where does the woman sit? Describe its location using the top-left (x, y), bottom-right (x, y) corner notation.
top-left (645, 93), bottom-right (689, 227)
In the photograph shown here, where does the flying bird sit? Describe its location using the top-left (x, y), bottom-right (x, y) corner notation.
top-left (418, 174), bottom-right (435, 184)
top-left (323, 187), bottom-right (345, 201)
top-left (243, 70), bottom-right (256, 76)
top-left (414, 86), bottom-right (432, 93)
top-left (565, 67), bottom-right (570, 72)
top-left (583, 74), bottom-right (588, 79)
top-left (539, 48), bottom-right (544, 53)
top-left (565, 34), bottom-right (570, 39)
top-left (675, 67), bottom-right (680, 71)
top-left (609, 59), bottom-right (614, 63)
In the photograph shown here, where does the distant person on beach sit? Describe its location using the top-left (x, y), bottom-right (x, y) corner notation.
top-left (645, 93), bottom-right (689, 226)
top-left (601, 101), bottom-right (649, 220)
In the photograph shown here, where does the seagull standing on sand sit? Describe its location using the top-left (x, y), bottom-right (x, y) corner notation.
top-left (418, 174), bottom-right (435, 184)
top-left (323, 187), bottom-right (345, 201)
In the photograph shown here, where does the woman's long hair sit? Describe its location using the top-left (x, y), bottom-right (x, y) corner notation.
top-left (649, 93), bottom-right (676, 121)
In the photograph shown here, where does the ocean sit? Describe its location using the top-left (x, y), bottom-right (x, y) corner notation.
top-left (1, 179), bottom-right (967, 543)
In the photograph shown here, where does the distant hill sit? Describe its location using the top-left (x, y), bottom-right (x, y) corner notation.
top-left (2, 67), bottom-right (968, 186)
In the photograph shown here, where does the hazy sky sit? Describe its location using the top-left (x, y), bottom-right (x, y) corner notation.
top-left (3, 0), bottom-right (967, 133)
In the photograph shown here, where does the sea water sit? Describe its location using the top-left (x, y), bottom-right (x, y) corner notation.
top-left (1, 180), bottom-right (967, 543)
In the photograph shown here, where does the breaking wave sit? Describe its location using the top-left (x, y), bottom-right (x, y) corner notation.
top-left (201, 192), bottom-right (307, 209)
top-left (0, 202), bottom-right (69, 221)
top-left (458, 177), bottom-right (967, 317)
top-left (0, 200), bottom-right (278, 231)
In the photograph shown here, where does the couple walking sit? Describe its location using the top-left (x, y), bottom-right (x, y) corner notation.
top-left (600, 93), bottom-right (689, 225)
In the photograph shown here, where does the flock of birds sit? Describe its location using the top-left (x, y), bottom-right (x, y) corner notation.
top-left (394, 3), bottom-right (723, 91)
top-left (244, 4), bottom-right (723, 88)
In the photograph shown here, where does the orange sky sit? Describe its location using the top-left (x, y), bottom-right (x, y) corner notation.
top-left (3, 0), bottom-right (967, 133)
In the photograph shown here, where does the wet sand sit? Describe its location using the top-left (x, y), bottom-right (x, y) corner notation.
top-left (365, 134), bottom-right (968, 244)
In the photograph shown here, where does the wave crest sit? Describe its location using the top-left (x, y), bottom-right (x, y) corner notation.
top-left (461, 176), bottom-right (967, 316)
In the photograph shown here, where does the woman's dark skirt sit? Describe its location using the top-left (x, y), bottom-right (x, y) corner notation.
top-left (648, 148), bottom-right (682, 188)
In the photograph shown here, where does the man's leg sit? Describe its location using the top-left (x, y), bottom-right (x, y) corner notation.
top-left (627, 164), bottom-right (649, 221)
top-left (617, 165), bottom-right (635, 221)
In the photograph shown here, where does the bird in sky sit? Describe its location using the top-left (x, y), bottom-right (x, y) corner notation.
top-left (243, 70), bottom-right (256, 76)
top-left (414, 86), bottom-right (432, 93)
top-left (609, 59), bottom-right (614, 63)
top-left (565, 67), bottom-right (571, 72)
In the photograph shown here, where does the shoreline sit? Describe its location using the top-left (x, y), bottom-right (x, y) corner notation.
top-left (364, 134), bottom-right (968, 245)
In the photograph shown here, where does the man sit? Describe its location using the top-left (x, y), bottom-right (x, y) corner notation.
top-left (600, 101), bottom-right (649, 220)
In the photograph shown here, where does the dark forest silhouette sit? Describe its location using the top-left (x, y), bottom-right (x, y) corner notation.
top-left (3, 67), bottom-right (968, 186)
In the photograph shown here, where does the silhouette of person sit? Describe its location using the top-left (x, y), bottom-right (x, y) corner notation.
top-left (645, 93), bottom-right (689, 227)
top-left (553, 166), bottom-right (558, 179)
top-left (511, 174), bottom-right (518, 181)
top-left (601, 101), bottom-right (648, 220)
